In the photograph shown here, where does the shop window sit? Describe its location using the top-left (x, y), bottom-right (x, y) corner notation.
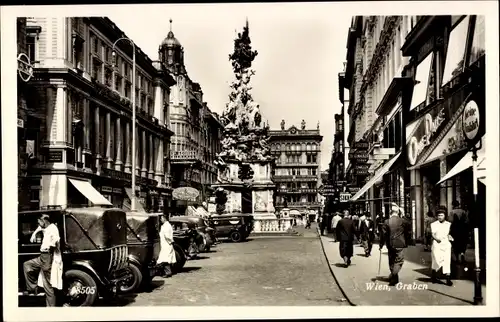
top-left (26, 35), bottom-right (36, 63)
top-left (441, 16), bottom-right (470, 86)
top-left (395, 112), bottom-right (402, 151)
top-left (410, 53), bottom-right (433, 110)
top-left (469, 16), bottom-right (485, 66)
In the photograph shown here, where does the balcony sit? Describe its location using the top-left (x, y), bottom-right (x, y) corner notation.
top-left (253, 218), bottom-right (293, 233)
top-left (273, 175), bottom-right (318, 181)
top-left (277, 188), bottom-right (318, 194)
top-left (170, 150), bottom-right (201, 165)
top-left (276, 201), bottom-right (321, 207)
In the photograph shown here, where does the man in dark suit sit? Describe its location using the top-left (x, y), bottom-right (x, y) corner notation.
top-left (336, 210), bottom-right (356, 267)
top-left (359, 212), bottom-right (375, 257)
top-left (380, 203), bottom-right (412, 286)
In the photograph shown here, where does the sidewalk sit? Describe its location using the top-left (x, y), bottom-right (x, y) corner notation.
top-left (319, 231), bottom-right (486, 306)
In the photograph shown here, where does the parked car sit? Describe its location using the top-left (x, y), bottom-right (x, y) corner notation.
top-left (121, 212), bottom-right (161, 293)
top-left (18, 207), bottom-right (131, 306)
top-left (169, 216), bottom-right (216, 252)
top-left (207, 214), bottom-right (254, 242)
top-left (170, 220), bottom-right (203, 259)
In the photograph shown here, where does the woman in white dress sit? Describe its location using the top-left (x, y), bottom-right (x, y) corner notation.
top-left (157, 215), bottom-right (177, 278)
top-left (430, 206), bottom-right (454, 286)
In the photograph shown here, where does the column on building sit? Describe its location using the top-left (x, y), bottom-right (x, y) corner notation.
top-left (141, 129), bottom-right (148, 177)
top-left (153, 80), bottom-right (164, 124)
top-left (83, 98), bottom-right (91, 169)
top-left (148, 133), bottom-right (154, 179)
top-left (135, 126), bottom-right (140, 176)
top-left (115, 116), bottom-right (123, 171)
top-left (105, 111), bottom-right (112, 168)
top-left (154, 136), bottom-right (164, 184)
top-left (410, 169), bottom-right (422, 240)
top-left (124, 120), bottom-right (131, 173)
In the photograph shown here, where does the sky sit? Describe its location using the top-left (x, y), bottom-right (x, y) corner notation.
top-left (107, 3), bottom-right (352, 171)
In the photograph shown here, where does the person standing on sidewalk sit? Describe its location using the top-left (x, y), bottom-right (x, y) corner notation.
top-left (359, 214), bottom-right (375, 257)
top-left (448, 200), bottom-right (469, 263)
top-left (430, 206), bottom-right (454, 286)
top-left (352, 212), bottom-right (360, 244)
top-left (424, 211), bottom-right (436, 251)
top-left (157, 214), bottom-right (176, 278)
top-left (336, 210), bottom-right (356, 267)
top-left (320, 213), bottom-right (328, 235)
top-left (375, 213), bottom-right (384, 237)
top-left (379, 203), bottom-right (412, 286)
top-left (331, 212), bottom-right (342, 242)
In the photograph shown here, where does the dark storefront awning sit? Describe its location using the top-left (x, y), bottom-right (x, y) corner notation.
top-left (350, 152), bottom-right (401, 202)
top-left (68, 178), bottom-right (112, 206)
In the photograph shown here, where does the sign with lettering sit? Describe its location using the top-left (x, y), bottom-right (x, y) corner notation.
top-left (17, 118), bottom-right (24, 128)
top-left (462, 100), bottom-right (480, 141)
top-left (102, 186), bottom-right (113, 193)
top-left (349, 152), bottom-right (369, 160)
top-left (17, 53), bottom-right (33, 82)
top-left (407, 108), bottom-right (446, 166)
top-left (47, 150), bottom-right (63, 163)
top-left (339, 193), bottom-right (351, 202)
top-left (354, 141), bottom-right (369, 150)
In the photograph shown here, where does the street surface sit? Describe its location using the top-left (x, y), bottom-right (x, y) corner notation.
top-left (117, 225), bottom-right (348, 306)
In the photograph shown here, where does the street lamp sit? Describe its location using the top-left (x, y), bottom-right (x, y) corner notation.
top-left (112, 37), bottom-right (136, 211)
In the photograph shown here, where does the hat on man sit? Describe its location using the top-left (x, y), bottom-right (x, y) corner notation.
top-left (390, 202), bottom-right (401, 214)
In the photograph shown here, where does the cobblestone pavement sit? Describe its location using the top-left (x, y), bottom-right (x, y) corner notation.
top-left (119, 227), bottom-right (348, 306)
top-left (319, 230), bottom-right (487, 306)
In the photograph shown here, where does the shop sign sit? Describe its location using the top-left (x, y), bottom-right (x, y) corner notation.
top-left (112, 188), bottom-right (122, 194)
top-left (102, 186), bottom-right (113, 193)
top-left (348, 187), bottom-right (360, 194)
top-left (462, 100), bottom-right (480, 141)
top-left (355, 168), bottom-right (369, 176)
top-left (18, 53), bottom-right (33, 82)
top-left (47, 150), bottom-right (63, 163)
top-left (407, 107), bottom-right (446, 166)
top-left (17, 118), bottom-right (24, 128)
top-left (339, 193), bottom-right (351, 202)
top-left (349, 152), bottom-right (369, 160)
top-left (354, 141), bottom-right (369, 150)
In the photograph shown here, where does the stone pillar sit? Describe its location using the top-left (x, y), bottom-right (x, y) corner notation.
top-left (82, 98), bottom-right (90, 169)
top-left (154, 137), bottom-right (163, 184)
top-left (94, 105), bottom-right (101, 172)
top-left (135, 127), bottom-right (140, 176)
top-left (124, 121), bottom-right (131, 173)
top-left (148, 134), bottom-right (154, 179)
top-left (141, 130), bottom-right (148, 177)
top-left (410, 169), bottom-right (422, 241)
top-left (114, 116), bottom-right (123, 171)
top-left (439, 158), bottom-right (448, 208)
top-left (105, 112), bottom-right (112, 168)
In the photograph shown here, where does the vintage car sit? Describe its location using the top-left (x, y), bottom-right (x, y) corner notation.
top-left (171, 220), bottom-right (202, 259)
top-left (207, 214), bottom-right (254, 242)
top-left (169, 216), bottom-right (216, 252)
top-left (18, 207), bottom-right (131, 306)
top-left (121, 212), bottom-right (161, 293)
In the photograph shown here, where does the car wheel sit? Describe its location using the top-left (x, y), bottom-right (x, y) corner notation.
top-left (63, 270), bottom-right (98, 307)
top-left (173, 246), bottom-right (186, 273)
top-left (119, 263), bottom-right (142, 293)
top-left (230, 231), bottom-right (242, 243)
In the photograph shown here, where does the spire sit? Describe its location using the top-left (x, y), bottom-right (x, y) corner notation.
top-left (245, 17), bottom-right (249, 29)
top-left (169, 18), bottom-right (173, 32)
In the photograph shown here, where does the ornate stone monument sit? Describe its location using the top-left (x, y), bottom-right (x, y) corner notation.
top-left (213, 20), bottom-right (276, 220)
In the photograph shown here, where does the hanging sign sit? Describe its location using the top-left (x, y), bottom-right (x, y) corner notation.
top-left (17, 53), bottom-right (33, 82)
top-left (172, 186), bottom-right (200, 201)
top-left (339, 193), bottom-right (351, 202)
top-left (462, 100), bottom-right (480, 141)
top-left (407, 108), bottom-right (446, 165)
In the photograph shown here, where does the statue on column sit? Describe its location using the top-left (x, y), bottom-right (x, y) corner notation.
top-left (301, 119), bottom-right (306, 130)
top-left (281, 119), bottom-right (285, 130)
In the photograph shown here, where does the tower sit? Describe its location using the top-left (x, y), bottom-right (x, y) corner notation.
top-left (158, 19), bottom-right (185, 75)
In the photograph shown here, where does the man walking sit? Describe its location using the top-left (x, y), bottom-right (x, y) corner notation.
top-left (379, 203), bottom-right (411, 286)
top-left (157, 214), bottom-right (177, 278)
top-left (320, 213), bottom-right (328, 236)
top-left (359, 213), bottom-right (375, 257)
top-left (331, 212), bottom-right (342, 242)
top-left (352, 212), bottom-right (360, 243)
top-left (449, 200), bottom-right (469, 263)
top-left (23, 214), bottom-right (62, 307)
top-left (336, 210), bottom-right (356, 267)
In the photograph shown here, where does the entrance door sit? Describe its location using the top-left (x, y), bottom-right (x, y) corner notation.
top-left (241, 190), bottom-right (253, 214)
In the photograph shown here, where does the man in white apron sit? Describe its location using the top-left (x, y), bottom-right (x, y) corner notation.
top-left (23, 214), bottom-right (63, 306)
top-left (430, 206), bottom-right (454, 286)
top-left (157, 215), bottom-right (177, 278)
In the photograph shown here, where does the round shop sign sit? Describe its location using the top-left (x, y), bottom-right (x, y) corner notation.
top-left (462, 100), bottom-right (480, 141)
top-left (172, 187), bottom-right (200, 201)
top-left (17, 53), bottom-right (33, 82)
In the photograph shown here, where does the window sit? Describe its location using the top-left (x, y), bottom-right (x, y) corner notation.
top-left (114, 74), bottom-right (120, 92)
top-left (124, 63), bottom-right (129, 77)
top-left (104, 68), bottom-right (112, 87)
top-left (469, 16), bottom-right (485, 66)
top-left (410, 53), bottom-right (433, 110)
top-left (26, 35), bottom-right (36, 63)
top-left (442, 16), bottom-right (470, 85)
top-left (92, 61), bottom-right (102, 81)
top-left (91, 34), bottom-right (98, 53)
top-left (125, 83), bottom-right (130, 99)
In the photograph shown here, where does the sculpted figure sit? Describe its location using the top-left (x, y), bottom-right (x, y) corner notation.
top-left (301, 119), bottom-right (306, 130)
top-left (281, 119), bottom-right (285, 130)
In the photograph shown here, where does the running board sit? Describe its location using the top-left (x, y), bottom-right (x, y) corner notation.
top-left (18, 292), bottom-right (46, 296)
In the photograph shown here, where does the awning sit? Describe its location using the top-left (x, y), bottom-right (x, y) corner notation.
top-left (68, 178), bottom-right (112, 206)
top-left (350, 152), bottom-right (402, 201)
top-left (406, 118), bottom-right (422, 143)
top-left (437, 142), bottom-right (486, 185)
top-left (124, 187), bottom-right (146, 212)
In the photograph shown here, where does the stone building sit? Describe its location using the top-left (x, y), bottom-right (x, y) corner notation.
top-left (269, 120), bottom-right (323, 219)
top-left (22, 17), bottom-right (176, 212)
top-left (158, 20), bottom-right (224, 203)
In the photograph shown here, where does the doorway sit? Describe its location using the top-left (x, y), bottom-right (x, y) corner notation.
top-left (241, 190), bottom-right (253, 214)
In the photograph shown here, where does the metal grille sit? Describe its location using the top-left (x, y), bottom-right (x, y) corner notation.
top-left (108, 245), bottom-right (128, 272)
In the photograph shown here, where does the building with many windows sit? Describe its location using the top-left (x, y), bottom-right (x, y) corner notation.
top-left (269, 120), bottom-right (323, 219)
top-left (22, 17), bottom-right (176, 212)
top-left (158, 20), bottom-right (224, 205)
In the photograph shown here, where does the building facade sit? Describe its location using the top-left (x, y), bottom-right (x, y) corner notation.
top-left (158, 21), bottom-right (224, 204)
top-left (270, 120), bottom-right (323, 218)
top-left (21, 17), bottom-right (176, 212)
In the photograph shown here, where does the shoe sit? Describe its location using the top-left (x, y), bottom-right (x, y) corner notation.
top-left (445, 275), bottom-right (453, 286)
top-left (347, 258), bottom-right (351, 266)
top-left (388, 274), bottom-right (399, 286)
top-left (431, 270), bottom-right (438, 284)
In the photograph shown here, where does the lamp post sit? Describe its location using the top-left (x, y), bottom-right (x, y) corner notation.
top-left (462, 99), bottom-right (482, 305)
top-left (112, 38), bottom-right (136, 211)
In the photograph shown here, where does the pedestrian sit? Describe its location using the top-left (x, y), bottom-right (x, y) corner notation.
top-left (375, 213), bottom-right (384, 237)
top-left (23, 214), bottom-right (63, 307)
top-left (336, 210), bottom-right (356, 267)
top-left (305, 216), bottom-right (311, 229)
top-left (379, 203), bottom-right (412, 286)
top-left (331, 212), bottom-right (342, 242)
top-left (424, 211), bottom-right (436, 251)
top-left (448, 200), bottom-right (469, 263)
top-left (352, 212), bottom-right (360, 243)
top-left (359, 213), bottom-right (375, 257)
top-left (430, 206), bottom-right (454, 286)
top-left (320, 213), bottom-right (328, 235)
top-left (157, 214), bottom-right (176, 278)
